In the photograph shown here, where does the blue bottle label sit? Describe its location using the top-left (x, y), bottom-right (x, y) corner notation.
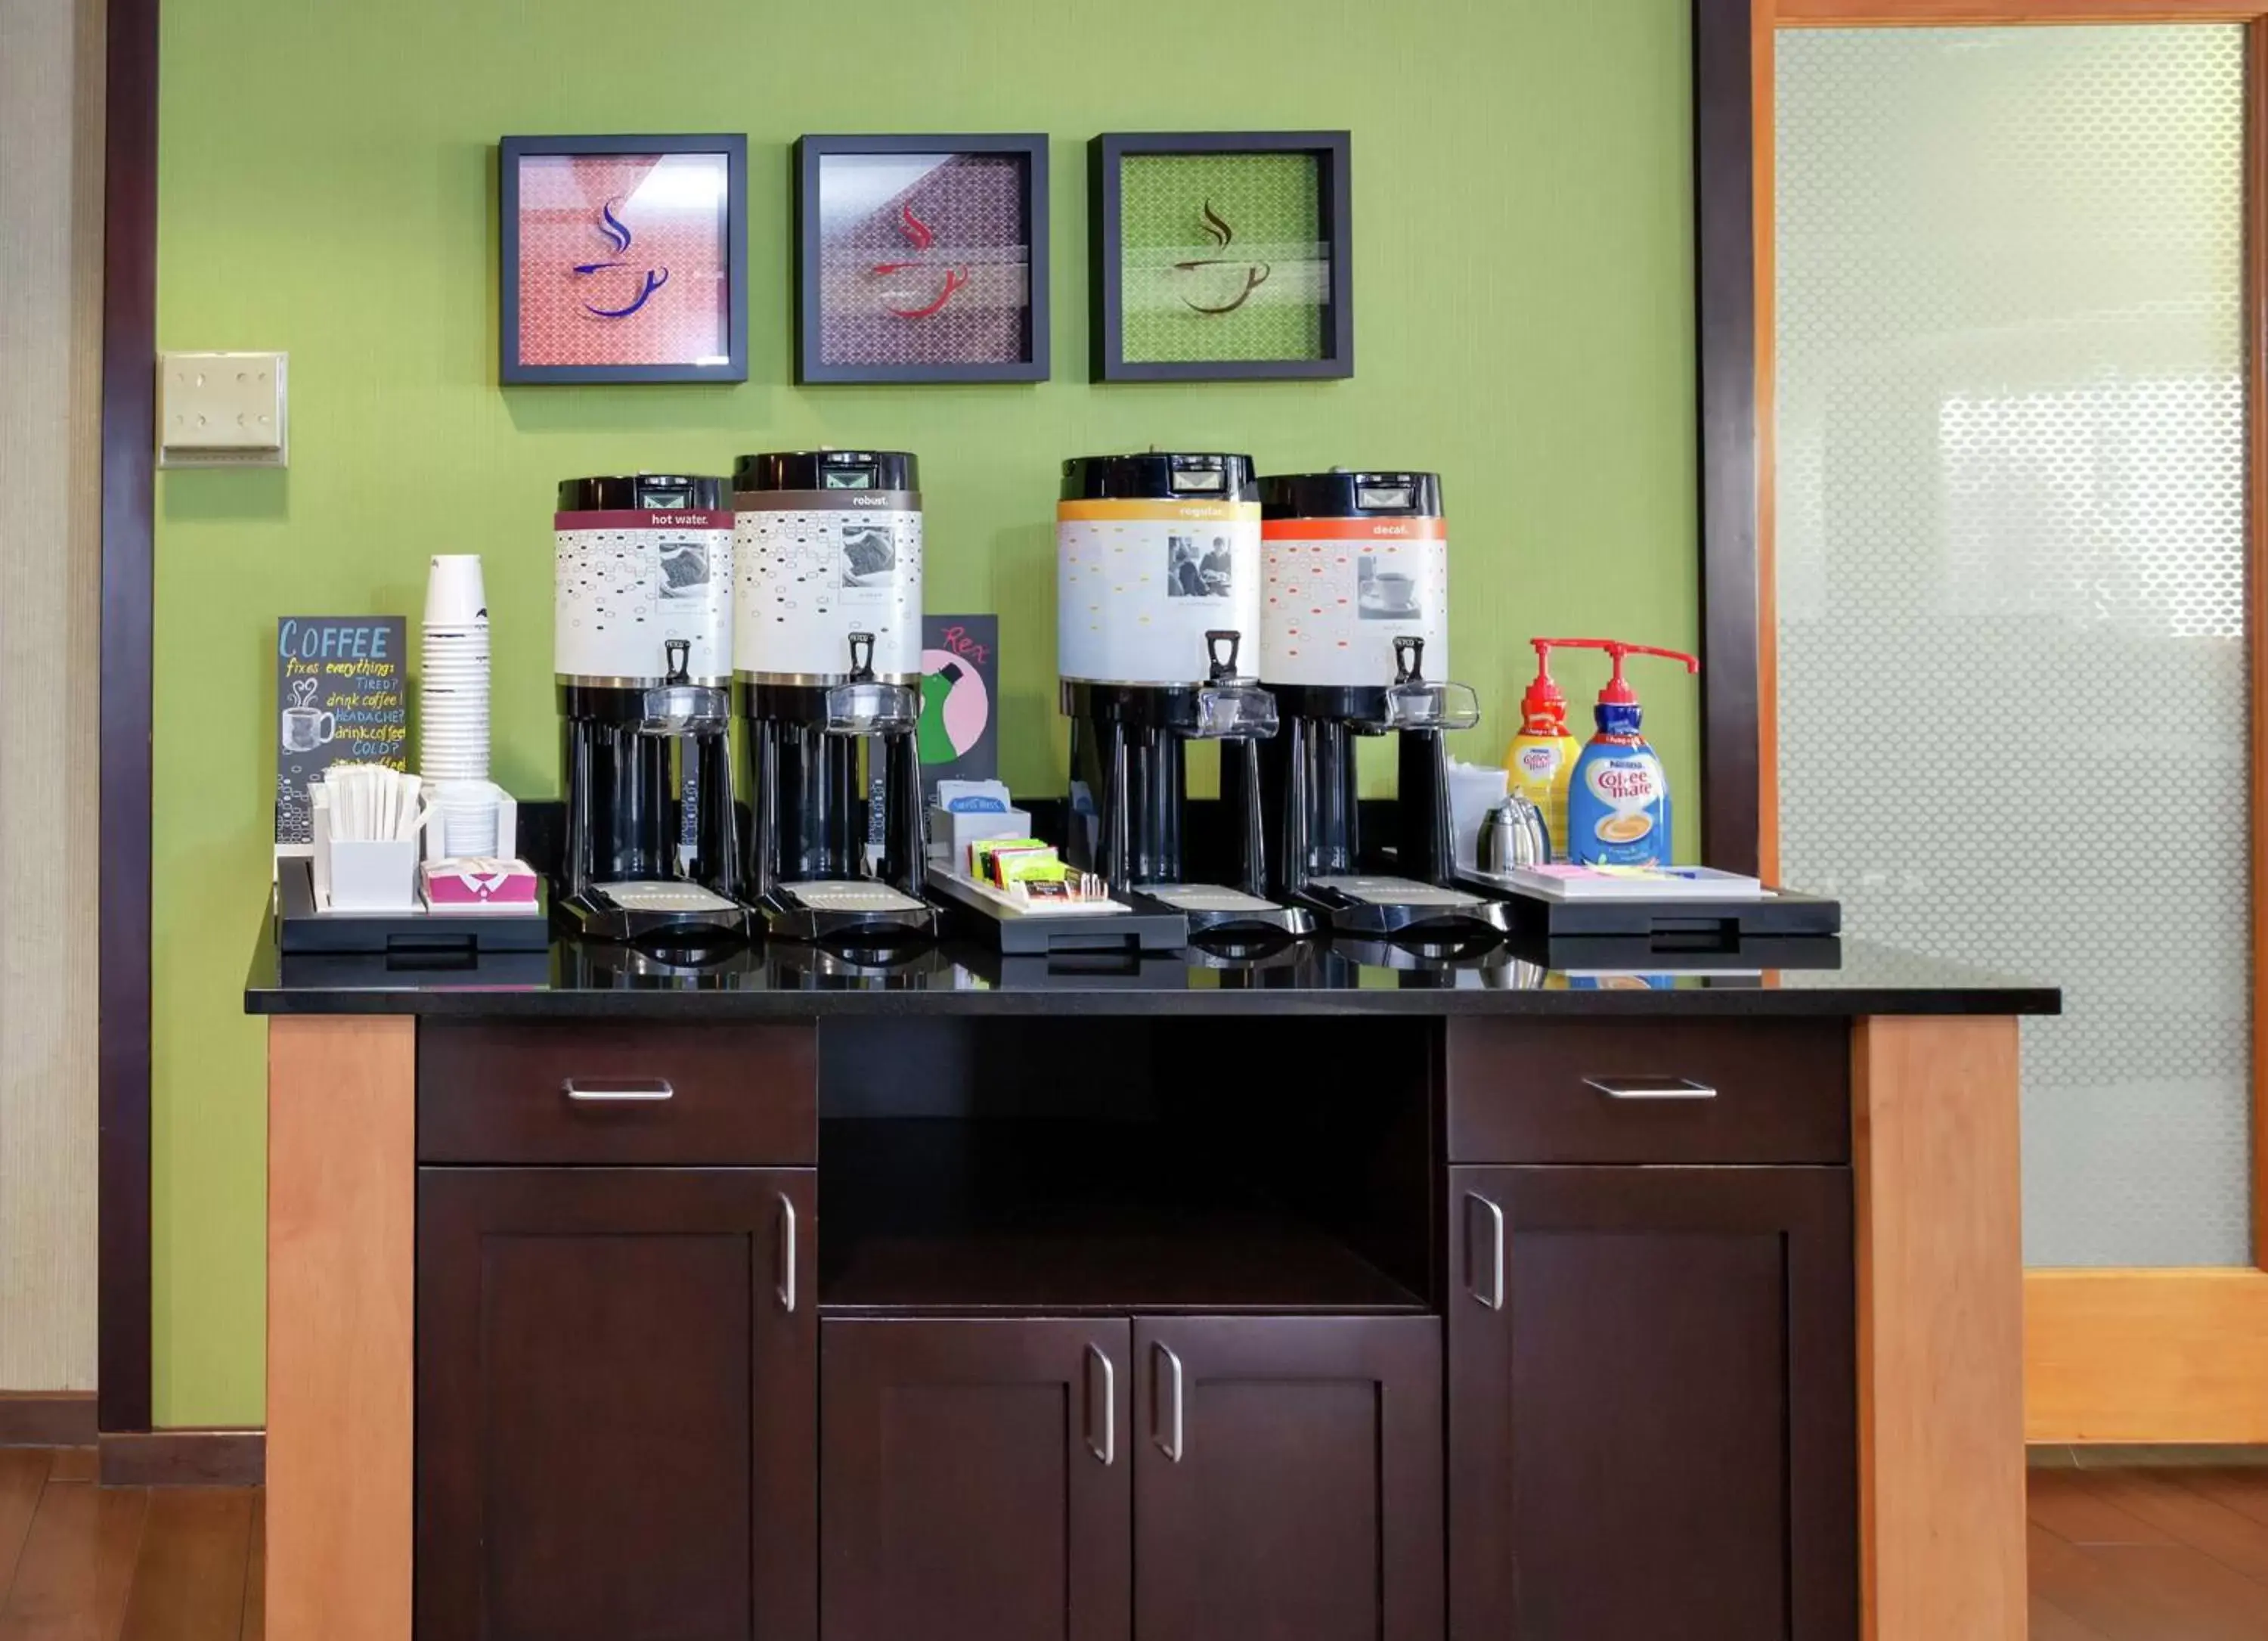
top-left (1568, 743), bottom-right (1669, 865)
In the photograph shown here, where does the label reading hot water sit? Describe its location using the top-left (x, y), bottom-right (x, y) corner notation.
top-left (555, 510), bottom-right (734, 681)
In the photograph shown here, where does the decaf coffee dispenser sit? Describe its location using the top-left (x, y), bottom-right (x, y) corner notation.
top-left (1057, 452), bottom-right (1311, 939)
top-left (1256, 470), bottom-right (1509, 941)
top-left (554, 473), bottom-right (747, 944)
top-left (733, 450), bottom-right (935, 945)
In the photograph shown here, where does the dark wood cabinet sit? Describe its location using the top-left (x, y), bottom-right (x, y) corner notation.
top-left (417, 1166), bottom-right (817, 1641)
top-left (1131, 1316), bottom-right (1442, 1641)
top-left (1448, 1164), bottom-right (1856, 1640)
top-left (818, 1314), bottom-right (1440, 1641)
top-left (820, 1317), bottom-right (1132, 1641)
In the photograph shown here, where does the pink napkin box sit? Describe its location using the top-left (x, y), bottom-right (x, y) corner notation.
top-left (420, 858), bottom-right (540, 913)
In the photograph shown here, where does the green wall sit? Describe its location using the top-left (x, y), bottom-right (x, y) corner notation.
top-left (154, 0), bottom-right (1697, 1423)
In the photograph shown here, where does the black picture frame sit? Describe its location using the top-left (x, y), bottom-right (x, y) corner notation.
top-left (498, 132), bottom-right (748, 385)
top-left (1089, 130), bottom-right (1352, 383)
top-left (795, 133), bottom-right (1051, 385)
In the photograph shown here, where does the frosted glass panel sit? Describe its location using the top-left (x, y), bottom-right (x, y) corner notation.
top-left (1775, 26), bottom-right (2251, 1264)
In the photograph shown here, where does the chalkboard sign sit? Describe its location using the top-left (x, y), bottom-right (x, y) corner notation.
top-left (275, 616), bottom-right (408, 847)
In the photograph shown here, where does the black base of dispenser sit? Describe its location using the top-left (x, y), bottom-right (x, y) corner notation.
top-left (754, 885), bottom-right (940, 948)
top-left (555, 886), bottom-right (754, 948)
top-left (1291, 876), bottom-right (1514, 945)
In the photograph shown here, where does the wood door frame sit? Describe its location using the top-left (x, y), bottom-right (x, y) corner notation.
top-left (99, 0), bottom-right (160, 1436)
top-left (1705, 0), bottom-right (2268, 1441)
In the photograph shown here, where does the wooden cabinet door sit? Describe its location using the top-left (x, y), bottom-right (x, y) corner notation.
top-left (820, 1318), bottom-right (1132, 1641)
top-left (1448, 1165), bottom-right (1856, 1640)
top-left (1131, 1316), bottom-right (1442, 1641)
top-left (417, 1167), bottom-right (816, 1641)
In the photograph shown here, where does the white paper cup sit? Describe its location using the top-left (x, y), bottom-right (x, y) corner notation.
top-left (424, 556), bottom-right (488, 628)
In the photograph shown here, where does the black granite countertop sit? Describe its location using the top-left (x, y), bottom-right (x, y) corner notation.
top-left (243, 923), bottom-right (2059, 1019)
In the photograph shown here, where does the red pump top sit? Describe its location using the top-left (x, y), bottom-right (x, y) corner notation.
top-left (1519, 639), bottom-right (1571, 733)
top-left (1530, 638), bottom-right (1699, 706)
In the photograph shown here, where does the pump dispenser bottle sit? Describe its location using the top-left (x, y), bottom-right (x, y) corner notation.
top-left (1538, 639), bottom-right (1699, 867)
top-left (1504, 640), bottom-right (1582, 859)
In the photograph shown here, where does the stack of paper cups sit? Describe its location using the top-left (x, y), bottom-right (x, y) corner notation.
top-left (421, 554), bottom-right (491, 789)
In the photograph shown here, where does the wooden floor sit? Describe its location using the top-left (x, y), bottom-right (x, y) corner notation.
top-left (2029, 1464), bottom-right (2268, 1639)
top-left (0, 1447), bottom-right (2263, 1637)
top-left (0, 1450), bottom-right (259, 1640)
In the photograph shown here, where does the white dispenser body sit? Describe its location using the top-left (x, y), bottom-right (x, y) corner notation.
top-left (1057, 498), bottom-right (1263, 684)
top-left (1259, 516), bottom-right (1448, 687)
top-left (554, 507), bottom-right (735, 684)
top-left (734, 492), bottom-right (924, 682)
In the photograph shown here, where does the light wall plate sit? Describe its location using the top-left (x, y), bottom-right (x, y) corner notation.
top-left (159, 351), bottom-right (288, 468)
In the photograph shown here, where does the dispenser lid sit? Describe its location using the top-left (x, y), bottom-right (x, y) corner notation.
top-left (1061, 453), bottom-right (1258, 503)
top-left (734, 450), bottom-right (919, 494)
top-left (1259, 470), bottom-right (1442, 520)
top-left (557, 473), bottom-right (730, 513)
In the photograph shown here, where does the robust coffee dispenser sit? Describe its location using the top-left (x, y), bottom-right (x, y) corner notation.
top-left (733, 450), bottom-right (936, 945)
top-left (1057, 452), bottom-right (1312, 940)
top-left (554, 473), bottom-right (748, 944)
top-left (1256, 470), bottom-right (1509, 941)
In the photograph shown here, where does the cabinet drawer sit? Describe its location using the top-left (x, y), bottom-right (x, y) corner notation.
top-left (417, 1022), bottom-right (815, 1165)
top-left (1445, 1019), bottom-right (1848, 1165)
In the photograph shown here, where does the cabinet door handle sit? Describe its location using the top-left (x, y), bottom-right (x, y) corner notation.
top-left (776, 1195), bottom-right (798, 1313)
top-left (562, 1078), bottom-right (674, 1103)
top-left (1467, 1191), bottom-right (1506, 1311)
top-left (1086, 1344), bottom-right (1115, 1466)
top-left (1152, 1342), bottom-right (1185, 1463)
top-left (1582, 1076), bottom-right (1717, 1101)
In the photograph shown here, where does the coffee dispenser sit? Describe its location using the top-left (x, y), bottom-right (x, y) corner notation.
top-left (733, 450), bottom-right (936, 945)
top-left (1057, 452), bottom-right (1311, 940)
top-left (554, 473), bottom-right (748, 944)
top-left (1256, 470), bottom-right (1509, 941)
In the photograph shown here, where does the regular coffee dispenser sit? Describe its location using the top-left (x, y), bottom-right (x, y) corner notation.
top-left (1056, 451), bottom-right (1312, 941)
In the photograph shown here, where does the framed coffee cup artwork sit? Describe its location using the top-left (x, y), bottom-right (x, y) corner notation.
top-left (499, 133), bottom-right (748, 384)
top-left (1089, 131), bottom-right (1352, 383)
top-left (795, 133), bottom-right (1051, 384)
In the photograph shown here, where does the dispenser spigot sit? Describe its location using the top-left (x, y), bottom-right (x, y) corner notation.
top-left (846, 631), bottom-right (875, 682)
top-left (1206, 629), bottom-right (1243, 682)
top-left (664, 637), bottom-right (691, 686)
top-left (1393, 634), bottom-right (1425, 685)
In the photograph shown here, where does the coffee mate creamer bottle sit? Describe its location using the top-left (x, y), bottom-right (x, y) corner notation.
top-left (1561, 640), bottom-right (1699, 867)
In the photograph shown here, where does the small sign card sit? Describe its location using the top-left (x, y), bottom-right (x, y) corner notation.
top-left (917, 613), bottom-right (998, 794)
top-left (275, 616), bottom-right (408, 848)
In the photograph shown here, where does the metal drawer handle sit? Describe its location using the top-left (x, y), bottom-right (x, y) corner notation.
top-left (562, 1078), bottom-right (674, 1103)
top-left (777, 1195), bottom-right (798, 1314)
top-left (1153, 1342), bottom-right (1185, 1463)
top-left (1086, 1344), bottom-right (1115, 1466)
top-left (1582, 1076), bottom-right (1718, 1102)
top-left (1467, 1192), bottom-right (1505, 1311)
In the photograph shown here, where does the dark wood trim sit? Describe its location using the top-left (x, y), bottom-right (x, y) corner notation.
top-left (98, 0), bottom-right (160, 1438)
top-left (1693, 0), bottom-right (1762, 875)
top-left (0, 1392), bottom-right (100, 1447)
top-left (99, 1429), bottom-right (266, 1487)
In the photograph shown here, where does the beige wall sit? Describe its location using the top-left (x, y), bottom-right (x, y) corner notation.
top-left (0, 0), bottom-right (105, 1391)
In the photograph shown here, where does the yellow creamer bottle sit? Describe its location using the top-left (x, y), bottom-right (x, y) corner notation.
top-left (1505, 639), bottom-right (1582, 861)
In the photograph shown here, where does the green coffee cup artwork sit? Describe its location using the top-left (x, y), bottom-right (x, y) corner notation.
top-left (1118, 153), bottom-right (1327, 364)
